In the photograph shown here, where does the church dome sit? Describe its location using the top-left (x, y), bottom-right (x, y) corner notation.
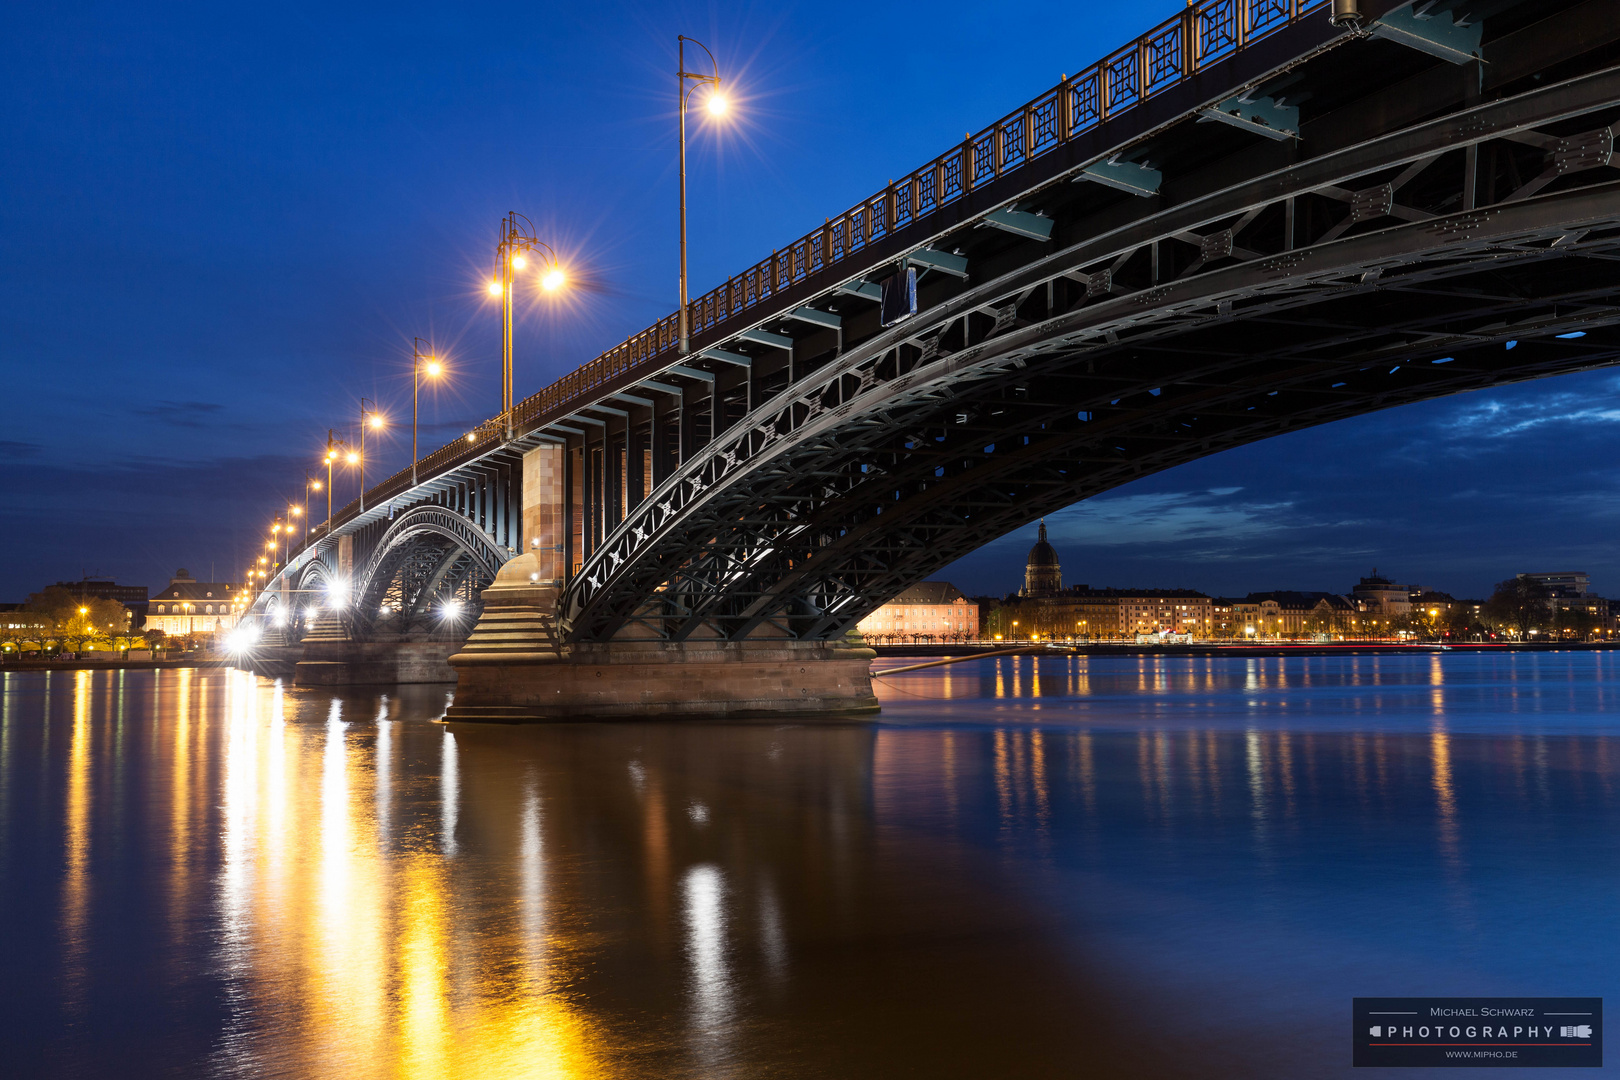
top-left (1022, 520), bottom-right (1063, 597)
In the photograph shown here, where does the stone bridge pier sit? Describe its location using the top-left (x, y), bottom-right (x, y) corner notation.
top-left (443, 444), bottom-right (879, 722)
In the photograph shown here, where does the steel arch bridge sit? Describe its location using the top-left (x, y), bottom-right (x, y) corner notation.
top-left (245, 0), bottom-right (1620, 669)
top-left (249, 455), bottom-right (523, 649)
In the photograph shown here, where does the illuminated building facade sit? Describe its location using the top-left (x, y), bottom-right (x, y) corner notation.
top-left (147, 569), bottom-right (245, 636)
top-left (857, 582), bottom-right (979, 642)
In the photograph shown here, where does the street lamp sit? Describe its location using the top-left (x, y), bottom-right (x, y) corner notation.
top-left (677, 35), bottom-right (727, 355)
top-left (303, 471), bottom-right (322, 543)
top-left (488, 213), bottom-right (565, 439)
top-left (322, 429), bottom-right (355, 530)
top-left (272, 518), bottom-right (286, 573)
top-left (412, 337), bottom-right (443, 486)
top-left (359, 398), bottom-right (385, 512)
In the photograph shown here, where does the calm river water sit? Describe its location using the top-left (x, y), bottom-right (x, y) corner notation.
top-left (2, 652), bottom-right (1617, 1078)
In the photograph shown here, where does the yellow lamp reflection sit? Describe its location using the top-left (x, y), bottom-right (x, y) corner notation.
top-left (205, 685), bottom-right (600, 1078)
top-left (62, 670), bottom-right (93, 1008)
top-left (55, 668), bottom-right (601, 1078)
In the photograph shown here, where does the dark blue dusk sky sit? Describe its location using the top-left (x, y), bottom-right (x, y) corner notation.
top-left (3, 1), bottom-right (1617, 604)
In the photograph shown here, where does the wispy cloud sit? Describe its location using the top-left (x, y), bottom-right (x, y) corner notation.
top-left (1044, 488), bottom-right (1302, 547)
top-left (135, 401), bottom-right (226, 429)
top-left (1441, 395), bottom-right (1620, 441)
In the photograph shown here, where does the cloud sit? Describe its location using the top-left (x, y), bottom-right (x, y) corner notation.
top-left (1439, 395), bottom-right (1620, 442)
top-left (134, 400), bottom-right (226, 428)
top-left (1044, 489), bottom-right (1313, 548)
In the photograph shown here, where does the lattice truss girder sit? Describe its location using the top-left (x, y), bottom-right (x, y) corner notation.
top-left (556, 69), bottom-right (1620, 644)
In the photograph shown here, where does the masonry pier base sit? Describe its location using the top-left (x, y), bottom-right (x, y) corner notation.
top-left (442, 554), bottom-right (877, 722)
top-left (444, 638), bottom-right (880, 723)
top-left (292, 641), bottom-right (459, 685)
top-left (292, 612), bottom-right (459, 685)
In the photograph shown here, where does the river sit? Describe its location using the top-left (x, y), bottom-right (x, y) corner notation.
top-left (1, 652), bottom-right (1615, 1077)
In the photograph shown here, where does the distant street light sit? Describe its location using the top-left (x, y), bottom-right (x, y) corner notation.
top-left (272, 517), bottom-right (286, 571)
top-left (359, 397), bottom-right (385, 512)
top-left (677, 35), bottom-right (728, 355)
top-left (488, 213), bottom-right (565, 439)
top-left (303, 471), bottom-right (322, 543)
top-left (412, 337), bottom-right (443, 486)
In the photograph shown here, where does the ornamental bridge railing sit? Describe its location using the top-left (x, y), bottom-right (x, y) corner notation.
top-left (503, 0), bottom-right (1330, 426)
top-left (282, 0), bottom-right (1330, 567)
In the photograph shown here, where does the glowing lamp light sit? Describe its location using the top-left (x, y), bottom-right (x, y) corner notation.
top-left (511, 253), bottom-right (527, 270)
top-left (487, 280), bottom-right (503, 297)
top-left (346, 451), bottom-right (359, 464)
top-left (441, 600), bottom-right (463, 619)
top-left (272, 609), bottom-right (288, 627)
top-left (369, 414), bottom-right (385, 429)
top-left (540, 266), bottom-right (565, 291)
top-left (467, 433), bottom-right (476, 443)
top-left (425, 360), bottom-right (442, 377)
top-left (707, 93), bottom-right (729, 117)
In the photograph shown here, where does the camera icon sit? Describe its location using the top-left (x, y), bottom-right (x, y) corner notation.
top-left (1561, 1025), bottom-right (1593, 1039)
top-left (1369, 1026), bottom-right (1382, 1038)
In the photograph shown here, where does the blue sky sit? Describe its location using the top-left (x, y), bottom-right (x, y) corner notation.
top-left (2, 1), bottom-right (1617, 603)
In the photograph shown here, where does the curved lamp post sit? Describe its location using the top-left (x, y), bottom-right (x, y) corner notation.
top-left (677, 35), bottom-right (729, 355)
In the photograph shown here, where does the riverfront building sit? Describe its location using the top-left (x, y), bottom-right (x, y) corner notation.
top-left (147, 569), bottom-right (245, 637)
top-left (857, 582), bottom-right (979, 642)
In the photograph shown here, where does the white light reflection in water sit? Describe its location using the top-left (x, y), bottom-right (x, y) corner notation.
top-left (375, 696), bottom-right (392, 843)
top-left (682, 863), bottom-right (732, 1052)
top-left (757, 876), bottom-right (788, 984)
top-left (216, 669), bottom-right (261, 1072)
top-left (441, 730), bottom-right (459, 857)
top-left (521, 775), bottom-right (545, 948)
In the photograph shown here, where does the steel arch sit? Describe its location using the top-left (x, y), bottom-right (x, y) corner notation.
top-left (559, 68), bottom-right (1620, 641)
top-left (349, 506), bottom-right (505, 636)
top-left (562, 172), bottom-right (1620, 641)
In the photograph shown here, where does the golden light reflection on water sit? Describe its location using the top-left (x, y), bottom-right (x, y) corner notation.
top-left (61, 670), bottom-right (92, 1009)
top-left (121, 671), bottom-right (602, 1079)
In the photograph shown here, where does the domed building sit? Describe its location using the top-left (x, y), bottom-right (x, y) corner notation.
top-left (1022, 520), bottom-right (1063, 597)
